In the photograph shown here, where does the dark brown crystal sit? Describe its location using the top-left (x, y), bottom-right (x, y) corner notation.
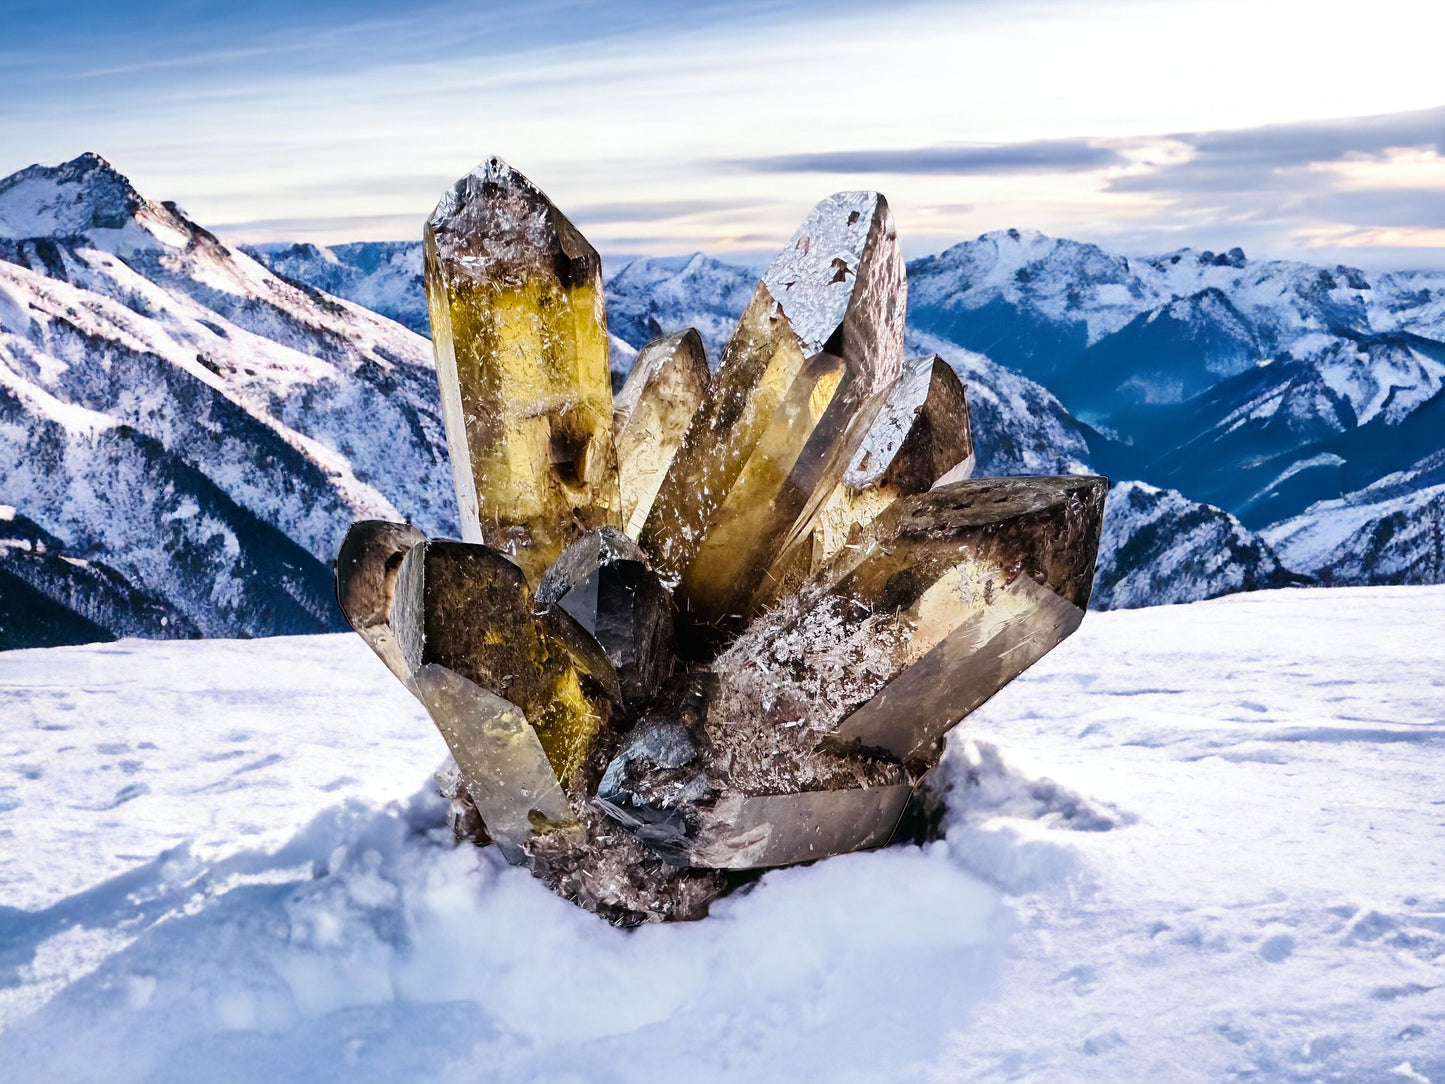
top-left (334, 519), bottom-right (426, 692)
top-left (535, 527), bottom-right (675, 713)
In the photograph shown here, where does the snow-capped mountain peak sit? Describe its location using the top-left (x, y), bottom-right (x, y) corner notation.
top-left (0, 152), bottom-right (145, 238)
top-left (0, 152), bottom-right (205, 261)
top-left (0, 153), bottom-right (456, 645)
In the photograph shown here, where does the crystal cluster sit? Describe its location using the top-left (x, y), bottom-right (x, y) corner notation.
top-left (336, 158), bottom-right (1108, 924)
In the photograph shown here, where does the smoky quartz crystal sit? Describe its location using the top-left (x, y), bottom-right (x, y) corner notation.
top-left (336, 158), bottom-right (1108, 924)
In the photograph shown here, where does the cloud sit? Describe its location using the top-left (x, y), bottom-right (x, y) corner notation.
top-left (1064, 105), bottom-right (1445, 266)
top-left (1108, 105), bottom-right (1445, 196)
top-left (1304, 187), bottom-right (1445, 230)
top-left (734, 140), bottom-right (1126, 176)
top-left (568, 199), bottom-right (749, 225)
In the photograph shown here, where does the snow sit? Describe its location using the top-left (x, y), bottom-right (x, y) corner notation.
top-left (844, 352), bottom-right (937, 490)
top-left (0, 260), bottom-right (408, 557)
top-left (1313, 338), bottom-right (1445, 428)
top-left (0, 154), bottom-right (139, 240)
top-left (244, 242), bottom-right (428, 337)
top-left (608, 332), bottom-right (637, 380)
top-left (2, 586), bottom-right (1442, 1081)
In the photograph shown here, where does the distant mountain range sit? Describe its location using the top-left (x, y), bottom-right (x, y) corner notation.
top-left (247, 231), bottom-right (1444, 593)
top-left (1, 153), bottom-right (1440, 648)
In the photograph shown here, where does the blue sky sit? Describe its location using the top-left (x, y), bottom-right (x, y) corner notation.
top-left (3, 0), bottom-right (1444, 267)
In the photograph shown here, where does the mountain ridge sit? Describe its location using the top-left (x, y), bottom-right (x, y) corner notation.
top-left (0, 153), bottom-right (455, 642)
top-left (4, 152), bottom-right (1442, 645)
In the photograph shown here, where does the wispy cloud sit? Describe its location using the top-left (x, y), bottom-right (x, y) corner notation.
top-left (568, 199), bottom-right (749, 225)
top-left (1107, 106), bottom-right (1445, 196)
top-left (734, 141), bottom-right (1125, 175)
top-left (213, 213), bottom-right (429, 243)
top-left (4, 0), bottom-right (1445, 267)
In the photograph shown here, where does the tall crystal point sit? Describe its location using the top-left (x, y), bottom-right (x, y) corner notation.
top-left (639, 192), bottom-right (906, 637)
top-left (424, 158), bottom-right (620, 585)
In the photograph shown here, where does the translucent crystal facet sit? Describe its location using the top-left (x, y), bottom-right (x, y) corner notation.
top-left (410, 662), bottom-right (573, 861)
top-left (823, 475), bottom-right (1106, 762)
top-left (391, 539), bottom-right (617, 793)
top-left (535, 527), bottom-right (675, 712)
top-left (612, 329), bottom-right (709, 538)
top-left (639, 192), bottom-right (906, 637)
top-left (757, 353), bottom-right (974, 607)
top-left (424, 157), bottom-right (620, 585)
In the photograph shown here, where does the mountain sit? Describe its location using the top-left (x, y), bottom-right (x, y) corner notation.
top-left (903, 331), bottom-right (1092, 477)
top-left (10, 153), bottom-right (1443, 647)
top-left (243, 241), bottom-right (430, 335)
top-left (253, 231), bottom-right (1445, 532)
top-left (602, 253), bottom-right (760, 366)
top-left (1125, 339), bottom-right (1445, 527)
top-left (1262, 449), bottom-right (1445, 586)
top-left (0, 153), bottom-right (455, 641)
top-left (905, 229), bottom-right (1445, 524)
top-left (0, 505), bottom-right (196, 649)
top-left (1090, 481), bottom-right (1305, 609)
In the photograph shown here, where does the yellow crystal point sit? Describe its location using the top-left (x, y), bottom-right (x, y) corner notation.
top-left (424, 158), bottom-right (620, 585)
top-left (391, 539), bottom-right (617, 795)
top-left (612, 329), bottom-right (710, 538)
top-left (638, 192), bottom-right (906, 635)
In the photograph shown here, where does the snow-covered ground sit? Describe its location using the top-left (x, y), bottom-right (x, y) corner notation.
top-left (1, 587), bottom-right (1442, 1082)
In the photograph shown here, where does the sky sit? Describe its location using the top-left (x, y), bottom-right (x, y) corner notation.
top-left (2, 0), bottom-right (1444, 268)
